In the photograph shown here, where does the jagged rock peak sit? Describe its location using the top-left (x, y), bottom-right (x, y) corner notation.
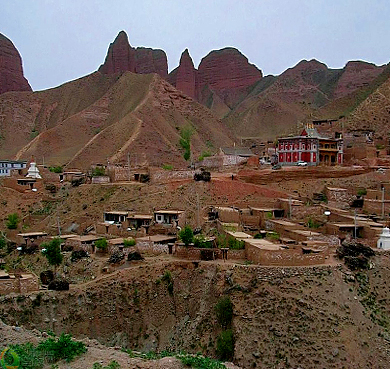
top-left (0, 33), bottom-right (32, 95)
top-left (98, 30), bottom-right (136, 74)
top-left (99, 31), bottom-right (168, 78)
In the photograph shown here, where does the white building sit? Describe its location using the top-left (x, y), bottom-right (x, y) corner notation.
top-left (0, 160), bottom-right (27, 176)
top-left (377, 227), bottom-right (390, 250)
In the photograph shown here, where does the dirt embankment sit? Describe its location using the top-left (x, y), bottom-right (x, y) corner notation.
top-left (1, 257), bottom-right (390, 369)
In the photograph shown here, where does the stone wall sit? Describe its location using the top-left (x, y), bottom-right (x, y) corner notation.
top-left (363, 199), bottom-right (390, 216)
top-left (151, 170), bottom-right (195, 183)
top-left (0, 274), bottom-right (39, 295)
top-left (92, 176), bottom-right (110, 184)
top-left (175, 246), bottom-right (245, 260)
top-left (245, 244), bottom-right (328, 266)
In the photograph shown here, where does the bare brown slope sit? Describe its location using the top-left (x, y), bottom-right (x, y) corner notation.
top-left (225, 60), bottom-right (387, 140)
top-left (0, 72), bottom-right (119, 158)
top-left (14, 72), bottom-right (234, 169)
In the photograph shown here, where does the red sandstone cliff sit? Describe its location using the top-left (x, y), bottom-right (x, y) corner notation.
top-left (99, 31), bottom-right (168, 78)
top-left (168, 49), bottom-right (197, 99)
top-left (168, 47), bottom-right (262, 110)
top-left (0, 33), bottom-right (32, 95)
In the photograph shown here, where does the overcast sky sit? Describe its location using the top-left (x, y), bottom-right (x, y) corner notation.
top-left (1, 0), bottom-right (389, 91)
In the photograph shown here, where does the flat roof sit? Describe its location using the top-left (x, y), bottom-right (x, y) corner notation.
top-left (214, 206), bottom-right (239, 212)
top-left (271, 220), bottom-right (299, 227)
top-left (127, 214), bottom-right (153, 220)
top-left (50, 234), bottom-right (78, 239)
top-left (137, 235), bottom-right (177, 243)
top-left (278, 198), bottom-right (304, 205)
top-left (154, 210), bottom-right (184, 214)
top-left (17, 178), bottom-right (36, 182)
top-left (245, 239), bottom-right (282, 251)
top-left (104, 211), bottom-right (129, 215)
top-left (288, 230), bottom-right (322, 236)
top-left (18, 232), bottom-right (48, 237)
top-left (226, 231), bottom-right (253, 239)
top-left (328, 223), bottom-right (364, 229)
top-left (326, 187), bottom-right (347, 191)
top-left (70, 235), bottom-right (103, 242)
top-left (249, 207), bottom-right (280, 212)
top-left (0, 160), bottom-right (27, 164)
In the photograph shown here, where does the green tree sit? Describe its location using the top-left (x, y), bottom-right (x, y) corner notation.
top-left (95, 238), bottom-right (108, 251)
top-left (179, 126), bottom-right (193, 161)
top-left (42, 238), bottom-right (63, 275)
top-left (216, 329), bottom-right (235, 361)
top-left (123, 238), bottom-right (136, 247)
top-left (178, 225), bottom-right (194, 246)
top-left (215, 296), bottom-right (233, 329)
top-left (6, 213), bottom-right (19, 229)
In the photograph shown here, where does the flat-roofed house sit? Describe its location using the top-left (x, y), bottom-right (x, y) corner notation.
top-left (0, 160), bottom-right (27, 176)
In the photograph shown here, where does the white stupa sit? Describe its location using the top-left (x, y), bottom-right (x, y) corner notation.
top-left (377, 227), bottom-right (390, 250)
top-left (26, 160), bottom-right (42, 179)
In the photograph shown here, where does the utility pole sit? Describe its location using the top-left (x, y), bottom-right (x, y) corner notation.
top-left (127, 152), bottom-right (131, 182)
top-left (382, 185), bottom-right (385, 220)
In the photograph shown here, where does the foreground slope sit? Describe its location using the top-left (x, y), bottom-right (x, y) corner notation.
top-left (1, 71), bottom-right (233, 168)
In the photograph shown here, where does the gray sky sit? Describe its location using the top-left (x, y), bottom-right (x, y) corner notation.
top-left (2, 0), bottom-right (389, 91)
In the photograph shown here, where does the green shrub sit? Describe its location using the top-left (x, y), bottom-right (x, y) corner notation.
top-left (306, 217), bottom-right (321, 229)
top-left (49, 166), bottom-right (63, 173)
top-left (162, 270), bottom-right (174, 296)
top-left (266, 231), bottom-right (280, 241)
top-left (178, 353), bottom-right (226, 369)
top-left (357, 188), bottom-right (367, 197)
top-left (179, 126), bottom-right (193, 161)
top-left (93, 361), bottom-right (121, 369)
top-left (91, 166), bottom-right (105, 177)
top-left (179, 225), bottom-right (194, 246)
top-left (216, 329), bottom-right (235, 361)
top-left (215, 296), bottom-right (233, 329)
top-left (253, 233), bottom-right (264, 239)
top-left (95, 238), bottom-right (108, 251)
top-left (227, 237), bottom-right (245, 250)
top-left (10, 333), bottom-right (86, 368)
top-left (198, 150), bottom-right (212, 162)
top-left (0, 235), bottom-right (6, 250)
top-left (6, 213), bottom-right (19, 229)
top-left (162, 164), bottom-right (173, 170)
top-left (123, 238), bottom-right (136, 247)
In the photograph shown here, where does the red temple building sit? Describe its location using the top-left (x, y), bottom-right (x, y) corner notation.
top-left (277, 125), bottom-right (343, 166)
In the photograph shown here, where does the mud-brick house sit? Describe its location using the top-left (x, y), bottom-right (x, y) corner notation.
top-left (154, 210), bottom-right (184, 226)
top-left (104, 211), bottom-right (128, 224)
top-left (127, 214), bottom-right (153, 231)
top-left (0, 270), bottom-right (39, 295)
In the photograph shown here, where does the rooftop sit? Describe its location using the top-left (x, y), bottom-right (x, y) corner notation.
top-left (18, 232), bottom-right (48, 238)
top-left (220, 147), bottom-right (254, 157)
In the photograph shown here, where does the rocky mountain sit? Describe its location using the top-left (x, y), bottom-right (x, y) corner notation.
top-left (0, 33), bottom-right (31, 95)
top-left (99, 31), bottom-right (168, 79)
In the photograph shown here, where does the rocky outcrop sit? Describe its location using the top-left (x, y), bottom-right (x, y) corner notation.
top-left (197, 48), bottom-right (262, 108)
top-left (99, 31), bottom-right (168, 78)
top-left (0, 33), bottom-right (32, 95)
top-left (168, 47), bottom-right (262, 108)
top-left (168, 49), bottom-right (197, 99)
top-left (135, 47), bottom-right (168, 78)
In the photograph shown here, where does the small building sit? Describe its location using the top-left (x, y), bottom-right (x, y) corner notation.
top-left (0, 160), bottom-right (27, 177)
top-left (219, 146), bottom-right (255, 166)
top-left (18, 232), bottom-right (48, 246)
top-left (17, 178), bottom-right (37, 190)
top-left (104, 211), bottom-right (128, 224)
top-left (154, 210), bottom-right (184, 226)
top-left (0, 271), bottom-right (39, 295)
top-left (277, 124), bottom-right (343, 166)
top-left (377, 227), bottom-right (390, 250)
top-left (127, 214), bottom-right (153, 230)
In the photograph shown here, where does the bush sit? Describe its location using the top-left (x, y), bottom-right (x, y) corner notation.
top-left (123, 238), bottom-right (136, 247)
top-left (357, 188), bottom-right (367, 197)
top-left (266, 231), bottom-right (280, 241)
top-left (95, 238), bottom-right (108, 251)
top-left (92, 166), bottom-right (105, 177)
top-left (71, 177), bottom-right (84, 187)
top-left (179, 226), bottom-right (194, 246)
top-left (10, 333), bottom-right (86, 368)
top-left (6, 213), bottom-right (19, 229)
top-left (216, 329), bottom-right (234, 361)
top-left (0, 236), bottom-right (7, 250)
top-left (215, 296), bottom-right (233, 329)
top-left (49, 166), bottom-right (63, 173)
top-left (178, 353), bottom-right (226, 369)
top-left (71, 250), bottom-right (89, 262)
top-left (162, 164), bottom-right (173, 170)
top-left (45, 183), bottom-right (57, 193)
